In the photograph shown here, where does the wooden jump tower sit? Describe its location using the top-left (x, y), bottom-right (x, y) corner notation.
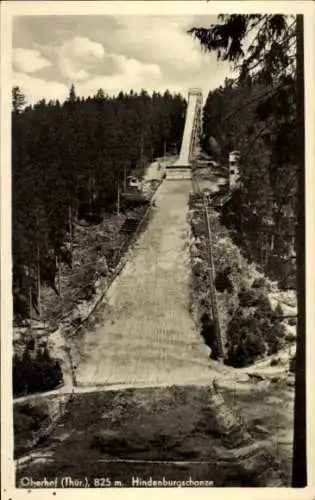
top-left (166, 88), bottom-right (203, 180)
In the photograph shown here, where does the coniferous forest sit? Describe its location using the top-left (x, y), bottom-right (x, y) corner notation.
top-left (202, 77), bottom-right (297, 287)
top-left (190, 14), bottom-right (298, 288)
top-left (12, 87), bottom-right (186, 323)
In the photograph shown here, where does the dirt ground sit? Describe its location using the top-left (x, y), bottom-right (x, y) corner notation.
top-left (16, 382), bottom-right (293, 487)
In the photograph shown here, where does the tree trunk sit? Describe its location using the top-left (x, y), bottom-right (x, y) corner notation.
top-left (56, 255), bottom-right (61, 297)
top-left (68, 204), bottom-right (73, 256)
top-left (37, 243), bottom-right (41, 317)
top-left (292, 14), bottom-right (306, 487)
top-left (28, 287), bottom-right (33, 331)
top-left (123, 165), bottom-right (127, 192)
top-left (117, 184), bottom-right (120, 216)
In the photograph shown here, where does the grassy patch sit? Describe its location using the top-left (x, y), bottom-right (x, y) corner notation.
top-left (16, 384), bottom-right (292, 486)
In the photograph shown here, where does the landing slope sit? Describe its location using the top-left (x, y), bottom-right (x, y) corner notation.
top-left (76, 180), bottom-right (215, 387)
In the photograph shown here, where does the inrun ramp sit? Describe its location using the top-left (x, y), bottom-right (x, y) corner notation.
top-left (76, 179), bottom-right (215, 388)
top-left (166, 88), bottom-right (202, 180)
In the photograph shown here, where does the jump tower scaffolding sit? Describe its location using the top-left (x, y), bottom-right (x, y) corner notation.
top-left (166, 88), bottom-right (203, 180)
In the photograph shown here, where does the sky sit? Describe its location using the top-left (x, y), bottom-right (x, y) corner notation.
top-left (12, 15), bottom-right (236, 104)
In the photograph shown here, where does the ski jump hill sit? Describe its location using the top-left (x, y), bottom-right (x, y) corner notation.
top-left (166, 88), bottom-right (203, 180)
